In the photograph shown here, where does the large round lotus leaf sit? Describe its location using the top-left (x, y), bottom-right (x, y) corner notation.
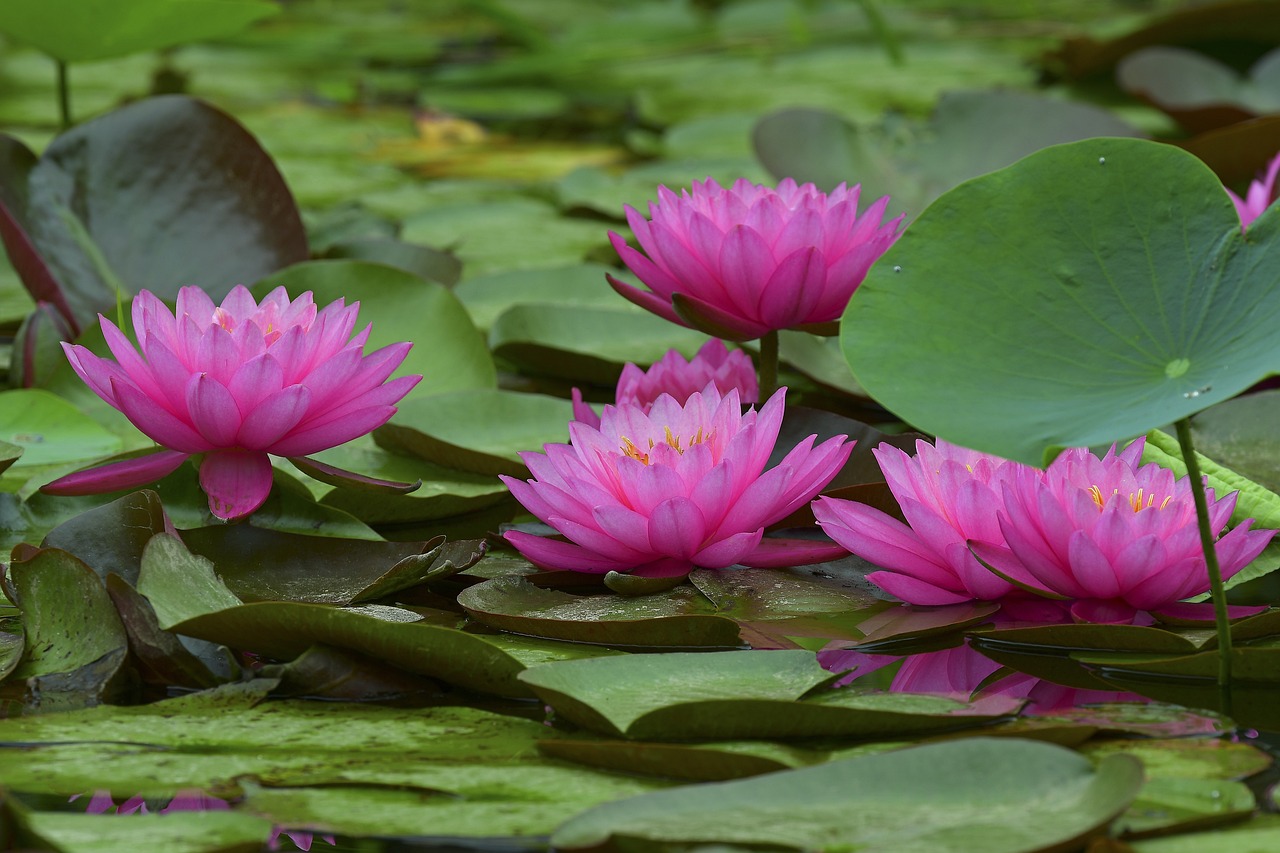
top-left (19, 97), bottom-right (308, 333)
top-left (552, 737), bottom-right (1144, 852)
top-left (0, 0), bottom-right (277, 63)
top-left (251, 259), bottom-right (495, 400)
top-left (842, 137), bottom-right (1280, 466)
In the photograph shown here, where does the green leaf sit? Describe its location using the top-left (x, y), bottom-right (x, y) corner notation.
top-left (841, 137), bottom-right (1280, 465)
top-left (399, 197), bottom-right (611, 278)
top-left (166, 602), bottom-right (551, 698)
top-left (1117, 46), bottom-right (1280, 133)
top-left (0, 440), bottom-right (22, 476)
top-left (1128, 814), bottom-right (1280, 852)
top-left (0, 0), bottom-right (278, 63)
top-left (753, 92), bottom-right (1143, 218)
top-left (39, 489), bottom-right (168, 586)
top-left (7, 547), bottom-right (129, 709)
top-left (376, 388), bottom-right (573, 476)
top-left (518, 650), bottom-right (1020, 740)
top-left (18, 810), bottom-right (274, 853)
top-left (136, 533), bottom-right (244, 629)
top-left (552, 737), bottom-right (1144, 852)
top-left (251, 259), bottom-right (495, 400)
top-left (453, 263), bottom-right (636, 333)
top-left (0, 388), bottom-right (123, 490)
top-left (458, 576), bottom-right (743, 648)
top-left (12, 97), bottom-right (307, 334)
top-left (489, 304), bottom-right (712, 385)
top-left (1082, 738), bottom-right (1272, 782)
top-left (179, 524), bottom-right (482, 605)
top-left (320, 237), bottom-right (462, 286)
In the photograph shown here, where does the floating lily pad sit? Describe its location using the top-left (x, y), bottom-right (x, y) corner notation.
top-left (453, 263), bottom-right (638, 333)
top-left (1, 97), bottom-right (308, 335)
top-left (17, 809), bottom-right (275, 853)
top-left (1115, 777), bottom-right (1254, 839)
top-left (842, 137), bottom-right (1280, 466)
top-left (39, 489), bottom-right (168, 586)
top-left (0, 685), bottom-right (669, 831)
top-left (1083, 738), bottom-right (1272, 783)
top-left (0, 0), bottom-right (278, 63)
top-left (518, 650), bottom-right (1020, 740)
top-left (552, 737), bottom-right (1144, 852)
top-left (320, 237), bottom-right (462, 286)
top-left (376, 388), bottom-right (573, 476)
top-left (180, 524), bottom-right (482, 605)
top-left (1118, 46), bottom-right (1280, 134)
top-left (1187, 392), bottom-right (1280, 496)
top-left (489, 303), bottom-right (712, 385)
top-left (0, 388), bottom-right (123, 490)
top-left (753, 91), bottom-right (1143, 218)
top-left (458, 575), bottom-right (742, 648)
top-left (0, 440), bottom-right (22, 477)
top-left (1129, 814), bottom-right (1280, 851)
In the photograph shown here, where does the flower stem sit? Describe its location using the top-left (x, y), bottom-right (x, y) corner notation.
top-left (1174, 417), bottom-right (1232, 717)
top-left (56, 60), bottom-right (72, 130)
top-left (758, 330), bottom-right (779, 401)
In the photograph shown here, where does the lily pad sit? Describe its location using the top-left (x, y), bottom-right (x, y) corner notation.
top-left (1187, 391), bottom-right (1280, 495)
top-left (179, 524), bottom-right (483, 605)
top-left (2, 97), bottom-right (308, 335)
top-left (0, 0), bottom-right (278, 63)
top-left (0, 388), bottom-right (123, 489)
top-left (552, 737), bottom-right (1144, 853)
top-left (1082, 738), bottom-right (1272, 783)
top-left (453, 263), bottom-right (639, 333)
top-left (251, 259), bottom-right (495, 400)
top-left (753, 91), bottom-right (1143, 218)
top-left (458, 575), bottom-right (742, 648)
top-left (17, 810), bottom-right (275, 853)
top-left (518, 650), bottom-right (1020, 740)
top-left (39, 489), bottom-right (168, 586)
top-left (375, 388), bottom-right (573, 476)
top-left (0, 440), bottom-right (22, 476)
top-left (1118, 46), bottom-right (1280, 134)
top-left (841, 137), bottom-right (1280, 466)
top-left (7, 547), bottom-right (129, 708)
top-left (489, 303), bottom-right (712, 385)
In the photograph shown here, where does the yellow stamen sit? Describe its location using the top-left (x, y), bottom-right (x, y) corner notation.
top-left (1089, 484), bottom-right (1172, 512)
top-left (620, 427), bottom-right (713, 465)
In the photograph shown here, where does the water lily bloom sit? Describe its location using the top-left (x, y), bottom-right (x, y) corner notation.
top-left (813, 439), bottom-right (1026, 605)
top-left (608, 178), bottom-right (904, 340)
top-left (572, 339), bottom-right (758, 429)
top-left (43, 286), bottom-right (420, 520)
top-left (503, 386), bottom-right (853, 577)
top-left (970, 439), bottom-right (1275, 625)
top-left (1228, 149), bottom-right (1280, 228)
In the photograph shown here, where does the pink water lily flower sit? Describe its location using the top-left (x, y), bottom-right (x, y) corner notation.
top-left (971, 439), bottom-right (1275, 625)
top-left (503, 386), bottom-right (853, 578)
top-left (608, 178), bottom-right (904, 340)
top-left (43, 286), bottom-right (420, 520)
top-left (1228, 149), bottom-right (1280, 228)
top-left (813, 439), bottom-right (1026, 604)
top-left (572, 339), bottom-right (758, 429)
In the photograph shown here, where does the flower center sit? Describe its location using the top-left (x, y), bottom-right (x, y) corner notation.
top-left (1088, 485), bottom-right (1172, 512)
top-left (619, 427), bottom-right (712, 465)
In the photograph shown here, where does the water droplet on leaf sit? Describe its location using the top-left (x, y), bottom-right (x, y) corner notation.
top-left (893, 265), bottom-right (902, 273)
top-left (1098, 157), bottom-right (1106, 165)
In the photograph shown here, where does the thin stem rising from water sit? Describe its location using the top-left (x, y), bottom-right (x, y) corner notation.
top-left (1174, 417), bottom-right (1232, 716)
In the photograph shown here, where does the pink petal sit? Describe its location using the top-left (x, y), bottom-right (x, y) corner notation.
top-left (199, 450), bottom-right (274, 520)
top-left (503, 530), bottom-right (629, 573)
top-left (41, 450), bottom-right (190, 496)
top-left (113, 378), bottom-right (213, 453)
top-left (186, 374), bottom-right (242, 447)
top-left (740, 537), bottom-right (848, 568)
top-left (238, 384), bottom-right (312, 450)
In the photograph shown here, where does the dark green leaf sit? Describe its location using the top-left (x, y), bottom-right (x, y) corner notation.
top-left (40, 490), bottom-right (167, 586)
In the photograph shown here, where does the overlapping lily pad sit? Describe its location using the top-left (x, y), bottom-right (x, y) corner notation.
top-left (1118, 46), bottom-right (1280, 134)
top-left (552, 737), bottom-right (1144, 852)
top-left (519, 650), bottom-right (1021, 740)
top-left (376, 388), bottom-right (573, 476)
top-left (753, 91), bottom-right (1143, 218)
top-left (0, 96), bottom-right (308, 334)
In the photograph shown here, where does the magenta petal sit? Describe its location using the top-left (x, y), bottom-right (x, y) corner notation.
top-left (238, 384), bottom-right (311, 449)
top-left (186, 374), bottom-right (242, 447)
top-left (199, 450), bottom-right (274, 520)
top-left (114, 378), bottom-right (213, 453)
top-left (1154, 601), bottom-right (1268, 623)
top-left (41, 450), bottom-right (190, 496)
top-left (503, 530), bottom-right (628, 573)
top-left (631, 557), bottom-right (694, 578)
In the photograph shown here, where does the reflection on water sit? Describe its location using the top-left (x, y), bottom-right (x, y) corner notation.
top-left (820, 641), bottom-right (1145, 715)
